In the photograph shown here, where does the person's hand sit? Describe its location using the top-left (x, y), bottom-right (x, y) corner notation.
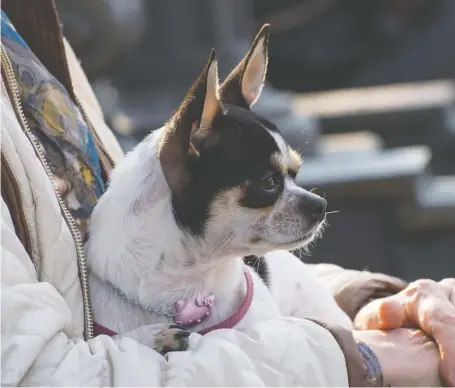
top-left (355, 278), bottom-right (455, 386)
top-left (353, 328), bottom-right (442, 386)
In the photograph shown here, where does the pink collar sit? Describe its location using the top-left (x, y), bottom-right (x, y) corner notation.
top-left (93, 269), bottom-right (254, 337)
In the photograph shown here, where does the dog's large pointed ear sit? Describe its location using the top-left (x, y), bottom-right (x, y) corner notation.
top-left (159, 50), bottom-right (221, 194)
top-left (200, 52), bottom-right (222, 129)
top-left (220, 24), bottom-right (270, 108)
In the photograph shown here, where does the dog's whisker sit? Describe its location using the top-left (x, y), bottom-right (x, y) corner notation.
top-left (325, 210), bottom-right (339, 215)
top-left (208, 231), bottom-right (236, 260)
top-left (215, 233), bottom-right (234, 252)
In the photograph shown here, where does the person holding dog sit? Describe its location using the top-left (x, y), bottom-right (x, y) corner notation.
top-left (1, 1), bottom-right (453, 386)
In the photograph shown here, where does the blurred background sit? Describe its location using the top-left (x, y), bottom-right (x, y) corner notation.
top-left (56, 0), bottom-right (455, 280)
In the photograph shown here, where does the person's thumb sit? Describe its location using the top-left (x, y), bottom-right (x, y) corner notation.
top-left (354, 296), bottom-right (406, 330)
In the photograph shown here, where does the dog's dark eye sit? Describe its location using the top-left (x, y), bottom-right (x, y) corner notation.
top-left (259, 174), bottom-right (280, 192)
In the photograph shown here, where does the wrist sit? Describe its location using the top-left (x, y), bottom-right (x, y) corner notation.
top-left (306, 319), bottom-right (383, 387)
top-left (355, 340), bottom-right (385, 387)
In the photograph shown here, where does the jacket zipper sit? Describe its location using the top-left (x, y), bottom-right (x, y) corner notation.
top-left (1, 46), bottom-right (94, 340)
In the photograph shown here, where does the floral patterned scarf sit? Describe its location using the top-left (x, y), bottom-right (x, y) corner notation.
top-left (1, 10), bottom-right (105, 235)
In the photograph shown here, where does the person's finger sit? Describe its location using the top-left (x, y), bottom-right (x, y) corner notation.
top-left (357, 280), bottom-right (434, 330)
top-left (434, 322), bottom-right (455, 387)
top-left (354, 296), bottom-right (406, 330)
top-left (439, 336), bottom-right (455, 387)
top-left (426, 302), bottom-right (455, 386)
top-left (413, 292), bottom-right (455, 387)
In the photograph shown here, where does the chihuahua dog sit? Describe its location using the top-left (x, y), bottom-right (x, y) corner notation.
top-left (86, 25), bottom-right (351, 354)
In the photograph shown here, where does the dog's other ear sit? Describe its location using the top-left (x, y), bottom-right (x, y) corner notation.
top-left (220, 24), bottom-right (270, 108)
top-left (159, 50), bottom-right (221, 194)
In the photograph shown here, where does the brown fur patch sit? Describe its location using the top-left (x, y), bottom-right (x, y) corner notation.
top-left (288, 147), bottom-right (302, 175)
top-left (209, 187), bottom-right (243, 218)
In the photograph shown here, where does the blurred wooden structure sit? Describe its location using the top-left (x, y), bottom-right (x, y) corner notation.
top-left (294, 80), bottom-right (455, 280)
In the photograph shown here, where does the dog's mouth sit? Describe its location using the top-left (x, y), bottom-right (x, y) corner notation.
top-left (261, 230), bottom-right (317, 249)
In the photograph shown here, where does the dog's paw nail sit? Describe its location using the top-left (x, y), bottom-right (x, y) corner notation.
top-left (196, 319), bottom-right (201, 323)
top-left (174, 331), bottom-right (191, 339)
top-left (206, 312), bottom-right (210, 316)
top-left (188, 319), bottom-right (192, 324)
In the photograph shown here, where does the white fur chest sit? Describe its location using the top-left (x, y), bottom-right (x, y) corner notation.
top-left (89, 262), bottom-right (281, 334)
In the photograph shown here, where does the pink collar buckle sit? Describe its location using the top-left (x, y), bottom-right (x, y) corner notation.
top-left (173, 294), bottom-right (215, 327)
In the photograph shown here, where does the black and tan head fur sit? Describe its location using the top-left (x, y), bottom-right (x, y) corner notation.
top-left (158, 24), bottom-right (326, 257)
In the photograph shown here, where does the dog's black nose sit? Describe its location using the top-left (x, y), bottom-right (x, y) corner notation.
top-left (300, 194), bottom-right (327, 222)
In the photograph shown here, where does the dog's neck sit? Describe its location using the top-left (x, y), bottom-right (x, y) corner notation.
top-left (86, 129), bottom-right (247, 330)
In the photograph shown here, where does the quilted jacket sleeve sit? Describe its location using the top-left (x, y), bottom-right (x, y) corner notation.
top-left (2, 198), bottom-right (354, 387)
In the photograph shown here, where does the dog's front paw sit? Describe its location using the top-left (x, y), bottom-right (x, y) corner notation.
top-left (154, 324), bottom-right (190, 355)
